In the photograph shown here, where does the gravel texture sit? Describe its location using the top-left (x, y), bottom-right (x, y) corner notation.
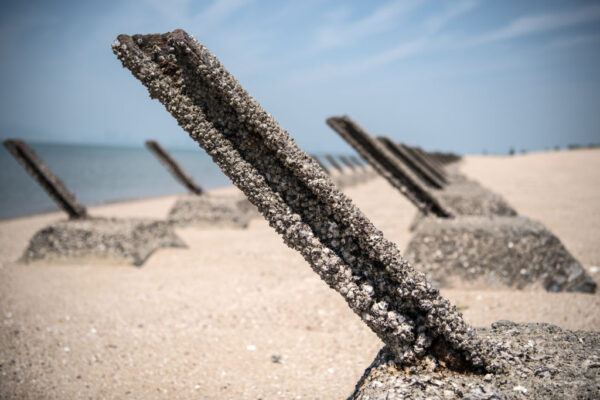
top-left (351, 320), bottom-right (600, 399)
top-left (22, 217), bottom-right (186, 266)
top-left (405, 216), bottom-right (596, 293)
top-left (113, 29), bottom-right (492, 369)
top-left (167, 194), bottom-right (258, 228)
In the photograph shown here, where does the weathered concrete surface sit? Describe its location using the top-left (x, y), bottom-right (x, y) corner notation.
top-left (145, 140), bottom-right (203, 195)
top-left (378, 137), bottom-right (446, 189)
top-left (3, 139), bottom-right (88, 219)
top-left (327, 116), bottom-right (453, 218)
top-left (310, 154), bottom-right (331, 175)
top-left (22, 217), bottom-right (186, 266)
top-left (404, 144), bottom-right (449, 185)
top-left (167, 194), bottom-right (257, 227)
top-left (351, 321), bottom-right (600, 399)
top-left (405, 216), bottom-right (596, 293)
top-left (113, 29), bottom-right (492, 368)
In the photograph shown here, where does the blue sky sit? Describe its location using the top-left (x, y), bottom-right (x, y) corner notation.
top-left (1, 0), bottom-right (599, 154)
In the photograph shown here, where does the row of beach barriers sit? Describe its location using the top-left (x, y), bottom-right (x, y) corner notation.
top-left (3, 139), bottom-right (374, 266)
top-left (10, 113), bottom-right (592, 294)
top-left (2, 28), bottom-right (597, 399)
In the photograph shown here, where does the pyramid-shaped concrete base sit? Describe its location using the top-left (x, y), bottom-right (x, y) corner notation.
top-left (350, 321), bottom-right (600, 399)
top-left (167, 194), bottom-right (259, 228)
top-left (22, 217), bottom-right (186, 266)
top-left (405, 216), bottom-right (596, 292)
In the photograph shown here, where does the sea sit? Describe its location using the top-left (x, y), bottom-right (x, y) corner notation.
top-left (0, 142), bottom-right (232, 219)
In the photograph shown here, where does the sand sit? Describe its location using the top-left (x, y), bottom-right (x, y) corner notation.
top-left (1, 149), bottom-right (599, 399)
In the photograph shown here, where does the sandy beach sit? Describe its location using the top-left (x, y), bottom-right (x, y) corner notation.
top-left (1, 149), bottom-right (599, 399)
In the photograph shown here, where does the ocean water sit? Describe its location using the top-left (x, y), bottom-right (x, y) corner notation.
top-left (0, 142), bottom-right (232, 219)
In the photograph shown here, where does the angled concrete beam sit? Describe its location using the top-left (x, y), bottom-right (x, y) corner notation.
top-left (113, 29), bottom-right (488, 369)
top-left (325, 154), bottom-right (344, 173)
top-left (310, 154), bottom-right (330, 175)
top-left (145, 140), bottom-right (203, 195)
top-left (3, 139), bottom-right (88, 219)
top-left (377, 136), bottom-right (446, 189)
top-left (326, 116), bottom-right (452, 218)
top-left (413, 146), bottom-right (447, 175)
top-left (350, 156), bottom-right (367, 171)
top-left (403, 144), bottom-right (448, 184)
top-left (338, 155), bottom-right (357, 171)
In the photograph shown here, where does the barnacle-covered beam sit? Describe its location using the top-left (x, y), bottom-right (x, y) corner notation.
top-left (4, 139), bottom-right (88, 219)
top-left (326, 116), bottom-right (453, 218)
top-left (377, 136), bottom-right (446, 189)
top-left (112, 29), bottom-right (489, 369)
top-left (145, 140), bottom-right (203, 195)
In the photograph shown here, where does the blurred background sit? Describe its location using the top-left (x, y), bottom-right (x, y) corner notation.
top-left (1, 0), bottom-right (599, 217)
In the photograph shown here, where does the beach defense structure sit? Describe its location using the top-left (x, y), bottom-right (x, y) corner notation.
top-left (3, 139), bottom-right (185, 266)
top-left (114, 29), bottom-right (600, 398)
top-left (427, 150), bottom-right (461, 165)
top-left (401, 143), bottom-right (448, 185)
top-left (326, 119), bottom-right (593, 292)
top-left (377, 136), bottom-right (445, 189)
top-left (324, 154), bottom-right (344, 173)
top-left (326, 116), bottom-right (453, 218)
top-left (327, 116), bottom-right (518, 220)
top-left (411, 145), bottom-right (448, 179)
top-left (405, 216), bottom-right (596, 293)
top-left (145, 140), bottom-right (203, 195)
top-left (338, 155), bottom-right (356, 171)
top-left (3, 139), bottom-right (88, 219)
top-left (350, 156), bottom-right (366, 170)
top-left (144, 139), bottom-right (256, 228)
top-left (113, 29), bottom-right (494, 371)
top-left (310, 154), bottom-right (330, 175)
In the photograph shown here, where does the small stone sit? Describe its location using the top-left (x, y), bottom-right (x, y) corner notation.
top-left (246, 345), bottom-right (256, 351)
top-left (512, 385), bottom-right (527, 393)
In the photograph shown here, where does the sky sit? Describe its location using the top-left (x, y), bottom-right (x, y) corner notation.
top-left (0, 0), bottom-right (599, 155)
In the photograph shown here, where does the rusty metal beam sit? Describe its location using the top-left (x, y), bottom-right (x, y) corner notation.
top-left (145, 140), bottom-right (203, 195)
top-left (113, 29), bottom-right (488, 369)
top-left (3, 139), bottom-right (88, 219)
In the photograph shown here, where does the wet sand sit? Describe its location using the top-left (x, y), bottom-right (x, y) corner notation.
top-left (1, 149), bottom-right (599, 399)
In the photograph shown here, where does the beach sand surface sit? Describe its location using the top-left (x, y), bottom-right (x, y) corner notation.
top-left (1, 149), bottom-right (599, 399)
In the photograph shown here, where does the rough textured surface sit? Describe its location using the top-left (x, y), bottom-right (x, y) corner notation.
top-left (167, 194), bottom-right (257, 227)
top-left (3, 139), bottom-right (88, 219)
top-left (405, 216), bottom-right (596, 293)
top-left (113, 29), bottom-right (491, 368)
top-left (22, 217), bottom-right (186, 266)
top-left (351, 321), bottom-right (600, 399)
top-left (327, 117), bottom-right (517, 221)
top-left (404, 144), bottom-right (449, 185)
top-left (327, 116), bottom-right (452, 218)
top-left (439, 179), bottom-right (518, 218)
top-left (378, 137), bottom-right (446, 189)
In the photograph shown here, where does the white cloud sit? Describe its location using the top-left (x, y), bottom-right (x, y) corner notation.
top-left (471, 4), bottom-right (600, 45)
top-left (425, 0), bottom-right (479, 34)
top-left (550, 33), bottom-right (600, 48)
top-left (314, 0), bottom-right (424, 50)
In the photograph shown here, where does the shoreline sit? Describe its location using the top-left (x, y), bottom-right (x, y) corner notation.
top-left (0, 183), bottom-right (239, 222)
